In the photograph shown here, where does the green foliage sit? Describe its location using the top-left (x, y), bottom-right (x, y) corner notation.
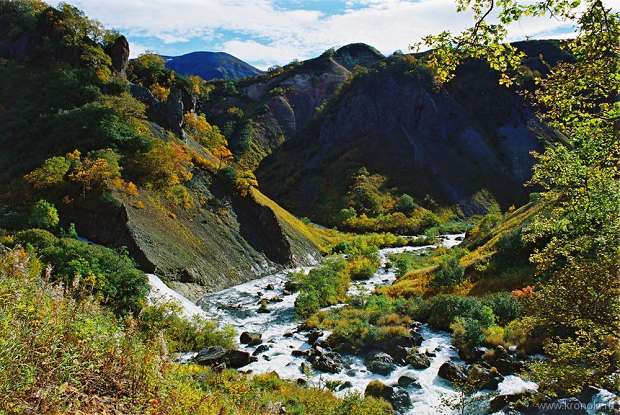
top-left (307, 294), bottom-right (416, 353)
top-left (395, 193), bottom-right (415, 213)
top-left (0, 247), bottom-right (390, 414)
top-left (294, 256), bottom-right (349, 318)
top-left (431, 253), bottom-right (465, 287)
top-left (482, 292), bottom-right (522, 325)
top-left (414, 294), bottom-right (496, 330)
top-left (13, 229), bottom-right (148, 315)
top-left (138, 302), bottom-right (236, 352)
top-left (28, 200), bottom-right (59, 230)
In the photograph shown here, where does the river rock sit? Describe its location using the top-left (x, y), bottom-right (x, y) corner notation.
top-left (240, 331), bottom-right (262, 345)
top-left (194, 346), bottom-right (227, 366)
top-left (391, 389), bottom-right (413, 411)
top-left (193, 346), bottom-right (256, 369)
top-left (308, 349), bottom-right (343, 373)
top-left (489, 391), bottom-right (540, 413)
top-left (307, 330), bottom-right (322, 344)
top-left (397, 374), bottom-right (421, 388)
top-left (365, 352), bottom-right (396, 375)
top-left (438, 361), bottom-right (467, 383)
top-left (406, 349), bottom-right (431, 369)
top-left (365, 381), bottom-right (394, 402)
top-left (257, 300), bottom-right (270, 313)
top-left (253, 344), bottom-right (271, 356)
top-left (365, 381), bottom-right (411, 411)
top-left (225, 350), bottom-right (256, 369)
top-left (467, 364), bottom-right (504, 390)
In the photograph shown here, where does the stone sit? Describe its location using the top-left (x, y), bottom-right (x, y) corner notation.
top-left (240, 331), bottom-right (262, 345)
top-left (365, 352), bottom-right (396, 375)
top-left (107, 35), bottom-right (129, 74)
top-left (406, 349), bottom-right (431, 369)
top-left (193, 346), bottom-right (227, 366)
top-left (397, 375), bottom-right (421, 388)
top-left (252, 344), bottom-right (271, 356)
top-left (467, 364), bottom-right (504, 390)
top-left (307, 330), bottom-right (322, 345)
top-left (225, 350), bottom-right (256, 369)
top-left (308, 349), bottom-right (343, 373)
top-left (193, 346), bottom-right (256, 369)
top-left (437, 361), bottom-right (467, 383)
top-left (365, 381), bottom-right (412, 411)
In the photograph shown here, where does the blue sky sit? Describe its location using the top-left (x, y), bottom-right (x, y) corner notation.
top-left (62, 0), bottom-right (614, 70)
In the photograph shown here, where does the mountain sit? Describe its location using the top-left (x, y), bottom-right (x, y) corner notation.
top-left (194, 41), bottom-right (569, 226)
top-left (163, 51), bottom-right (263, 80)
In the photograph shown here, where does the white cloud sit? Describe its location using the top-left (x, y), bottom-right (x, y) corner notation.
top-left (61, 0), bottom-right (618, 67)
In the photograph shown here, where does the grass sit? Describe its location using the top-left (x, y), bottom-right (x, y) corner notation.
top-left (251, 188), bottom-right (342, 253)
top-left (0, 246), bottom-right (391, 415)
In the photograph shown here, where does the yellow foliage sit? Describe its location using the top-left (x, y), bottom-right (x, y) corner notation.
top-left (150, 83), bottom-right (170, 101)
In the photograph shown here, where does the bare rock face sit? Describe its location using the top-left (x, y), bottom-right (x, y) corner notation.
top-left (107, 35), bottom-right (129, 74)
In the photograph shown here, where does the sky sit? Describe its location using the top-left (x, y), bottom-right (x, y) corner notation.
top-left (61, 0), bottom-right (619, 70)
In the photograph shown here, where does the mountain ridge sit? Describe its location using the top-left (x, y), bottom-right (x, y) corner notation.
top-left (163, 51), bottom-right (264, 80)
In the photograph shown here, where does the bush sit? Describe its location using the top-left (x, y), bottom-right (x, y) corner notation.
top-left (28, 200), bottom-right (59, 230)
top-left (483, 292), bottom-right (522, 325)
top-left (451, 317), bottom-right (486, 354)
top-left (13, 230), bottom-right (148, 315)
top-left (418, 295), bottom-right (496, 330)
top-left (138, 302), bottom-right (236, 352)
top-left (294, 257), bottom-right (349, 318)
top-left (432, 255), bottom-right (465, 287)
top-left (395, 194), bottom-right (415, 213)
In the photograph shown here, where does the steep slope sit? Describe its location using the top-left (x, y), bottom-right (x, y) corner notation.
top-left (0, 3), bottom-right (325, 298)
top-left (164, 51), bottom-right (263, 80)
top-left (256, 42), bottom-right (569, 224)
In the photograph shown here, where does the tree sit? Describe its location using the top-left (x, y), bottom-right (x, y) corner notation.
top-left (421, 0), bottom-right (619, 396)
top-left (69, 150), bottom-right (122, 198)
top-left (395, 194), bottom-right (415, 213)
top-left (29, 200), bottom-right (59, 230)
top-left (24, 156), bottom-right (70, 189)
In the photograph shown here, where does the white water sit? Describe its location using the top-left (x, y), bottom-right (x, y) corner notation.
top-left (147, 273), bottom-right (207, 319)
top-left (193, 234), bottom-right (471, 414)
top-left (147, 233), bottom-right (572, 414)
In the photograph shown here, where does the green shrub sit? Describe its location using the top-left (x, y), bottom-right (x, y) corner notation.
top-left (138, 302), bottom-right (236, 352)
top-left (431, 255), bottom-right (465, 287)
top-left (28, 200), bottom-right (59, 230)
top-left (294, 257), bottom-right (349, 318)
top-left (13, 230), bottom-right (147, 315)
top-left (395, 193), bottom-right (415, 213)
top-left (483, 292), bottom-right (522, 325)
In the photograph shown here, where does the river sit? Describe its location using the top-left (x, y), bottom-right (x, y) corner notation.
top-left (146, 234), bottom-right (614, 414)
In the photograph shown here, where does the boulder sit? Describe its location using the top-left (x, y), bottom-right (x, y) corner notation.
top-left (437, 361), bottom-right (467, 383)
top-left (226, 350), bottom-right (256, 369)
top-left (365, 381), bottom-right (412, 411)
top-left (397, 374), bottom-right (421, 388)
top-left (193, 346), bottom-right (227, 366)
top-left (107, 35), bottom-right (129, 74)
top-left (308, 349), bottom-right (343, 373)
top-left (467, 364), bottom-right (504, 390)
top-left (390, 389), bottom-right (413, 411)
top-left (489, 391), bottom-right (540, 413)
top-left (365, 380), bottom-right (394, 403)
top-left (365, 352), bottom-right (396, 375)
top-left (240, 331), bottom-right (262, 345)
top-left (193, 346), bottom-right (256, 369)
top-left (307, 330), bottom-right (322, 345)
top-left (406, 349), bottom-right (431, 369)
top-left (252, 344), bottom-right (271, 356)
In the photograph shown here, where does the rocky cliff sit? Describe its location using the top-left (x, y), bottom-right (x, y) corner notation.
top-left (254, 42), bottom-right (569, 222)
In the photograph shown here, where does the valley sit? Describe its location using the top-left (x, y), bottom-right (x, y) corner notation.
top-left (0, 1), bottom-right (617, 414)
